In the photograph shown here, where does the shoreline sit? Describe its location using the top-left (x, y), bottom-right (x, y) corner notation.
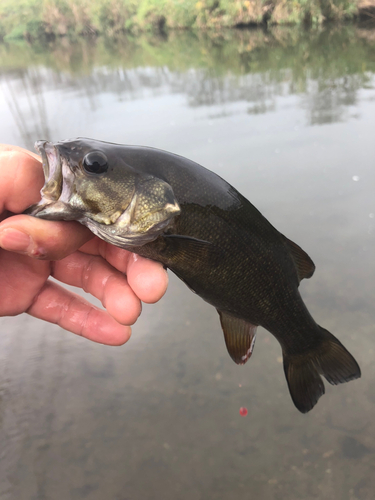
top-left (1, 1), bottom-right (375, 42)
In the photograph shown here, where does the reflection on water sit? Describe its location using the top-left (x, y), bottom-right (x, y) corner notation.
top-left (0, 26), bottom-right (375, 500)
top-left (1, 27), bottom-right (375, 149)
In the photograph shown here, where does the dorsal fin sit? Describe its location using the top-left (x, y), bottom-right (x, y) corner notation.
top-left (217, 310), bottom-right (257, 365)
top-left (283, 236), bottom-right (315, 283)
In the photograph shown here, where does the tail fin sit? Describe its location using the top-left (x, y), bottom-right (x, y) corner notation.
top-left (283, 327), bottom-right (361, 413)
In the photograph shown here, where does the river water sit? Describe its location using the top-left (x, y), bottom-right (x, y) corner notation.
top-left (0, 26), bottom-right (374, 500)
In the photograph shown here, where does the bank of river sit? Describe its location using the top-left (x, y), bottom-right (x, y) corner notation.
top-left (1, 0), bottom-right (375, 41)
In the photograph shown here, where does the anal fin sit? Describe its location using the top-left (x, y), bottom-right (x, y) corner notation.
top-left (217, 310), bottom-right (257, 365)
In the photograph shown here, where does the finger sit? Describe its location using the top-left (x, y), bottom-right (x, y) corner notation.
top-left (0, 214), bottom-right (93, 260)
top-left (52, 252), bottom-right (142, 325)
top-left (0, 143), bottom-right (41, 161)
top-left (79, 237), bottom-right (131, 271)
top-left (0, 148), bottom-right (44, 213)
top-left (27, 280), bottom-right (132, 346)
top-left (79, 240), bottom-right (169, 304)
top-left (0, 249), bottom-right (49, 316)
top-left (126, 253), bottom-right (169, 304)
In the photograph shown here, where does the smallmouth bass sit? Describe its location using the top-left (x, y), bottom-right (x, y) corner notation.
top-left (27, 138), bottom-right (361, 413)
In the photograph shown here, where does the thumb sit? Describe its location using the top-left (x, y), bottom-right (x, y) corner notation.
top-left (0, 214), bottom-right (93, 260)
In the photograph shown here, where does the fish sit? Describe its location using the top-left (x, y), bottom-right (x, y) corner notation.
top-left (27, 138), bottom-right (361, 413)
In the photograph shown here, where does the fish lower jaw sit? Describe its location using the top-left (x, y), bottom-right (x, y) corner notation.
top-left (29, 200), bottom-right (82, 220)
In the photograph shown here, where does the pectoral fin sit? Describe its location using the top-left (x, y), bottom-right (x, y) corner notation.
top-left (217, 310), bottom-right (257, 365)
top-left (162, 234), bottom-right (224, 264)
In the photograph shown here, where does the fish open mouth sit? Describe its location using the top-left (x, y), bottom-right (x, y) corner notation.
top-left (25, 141), bottom-right (79, 220)
top-left (35, 140), bottom-right (50, 180)
top-left (34, 140), bottom-right (63, 202)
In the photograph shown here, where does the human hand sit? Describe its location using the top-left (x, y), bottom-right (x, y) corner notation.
top-left (0, 145), bottom-right (168, 345)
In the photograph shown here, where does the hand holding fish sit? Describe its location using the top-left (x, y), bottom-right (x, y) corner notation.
top-left (0, 145), bottom-right (168, 344)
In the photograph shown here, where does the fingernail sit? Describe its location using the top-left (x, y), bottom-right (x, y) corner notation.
top-left (0, 228), bottom-right (31, 253)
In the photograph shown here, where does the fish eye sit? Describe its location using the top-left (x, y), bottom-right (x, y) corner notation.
top-left (83, 151), bottom-right (108, 174)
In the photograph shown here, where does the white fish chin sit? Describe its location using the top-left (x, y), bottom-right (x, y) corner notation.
top-left (83, 216), bottom-right (171, 247)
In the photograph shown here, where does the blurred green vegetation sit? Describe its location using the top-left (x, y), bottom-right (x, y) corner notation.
top-left (1, 25), bottom-right (374, 80)
top-left (0, 0), bottom-right (368, 41)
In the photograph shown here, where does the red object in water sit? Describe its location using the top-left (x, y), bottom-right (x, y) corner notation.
top-left (239, 407), bottom-right (248, 417)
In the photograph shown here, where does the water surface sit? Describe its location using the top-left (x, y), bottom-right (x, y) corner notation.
top-left (0, 27), bottom-right (374, 500)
